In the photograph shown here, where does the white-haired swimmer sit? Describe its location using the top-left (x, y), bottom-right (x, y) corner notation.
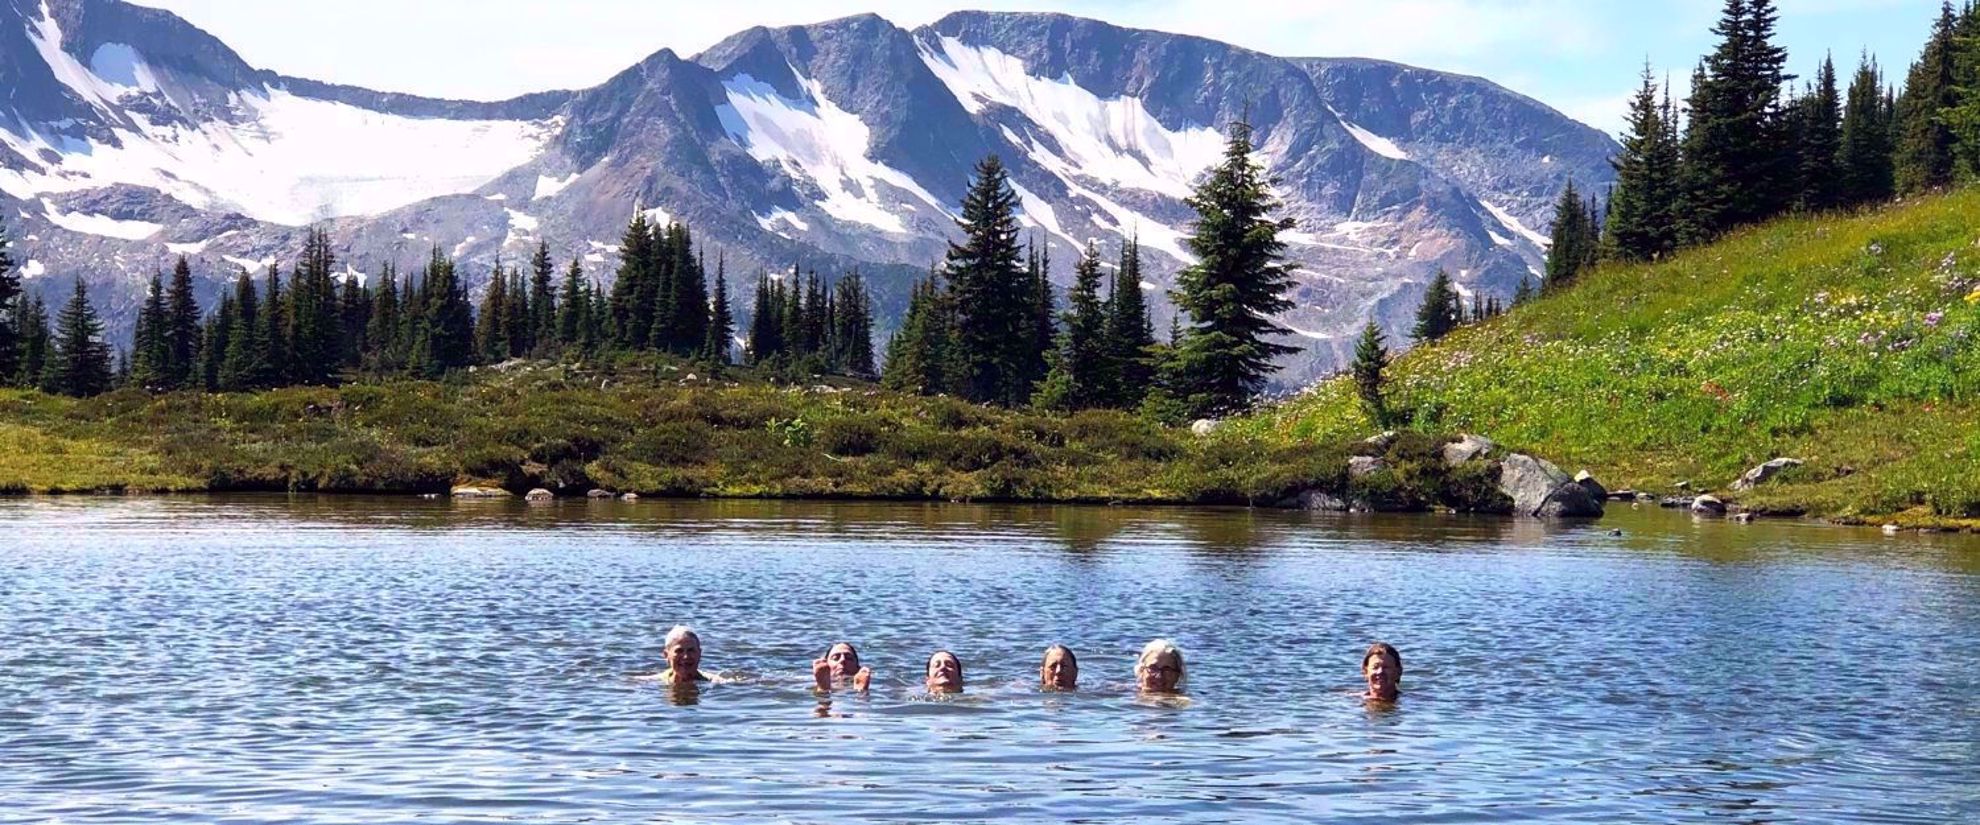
top-left (660, 625), bottom-right (712, 685)
top-left (1135, 639), bottom-right (1185, 694)
top-left (1039, 645), bottom-right (1078, 690)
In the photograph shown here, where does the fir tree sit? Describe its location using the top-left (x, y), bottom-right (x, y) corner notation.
top-left (1412, 269), bottom-right (1462, 343)
top-left (47, 279), bottom-right (112, 397)
top-left (830, 270), bottom-right (874, 376)
top-left (0, 216), bottom-right (17, 384)
top-left (528, 241), bottom-right (556, 353)
top-left (1167, 121), bottom-right (1299, 418)
top-left (1351, 322), bottom-right (1390, 428)
top-left (882, 272), bottom-right (956, 396)
top-left (164, 256), bottom-right (200, 389)
top-left (1513, 277), bottom-right (1536, 306)
top-left (1840, 53), bottom-right (1898, 205)
top-left (338, 267), bottom-right (369, 369)
top-left (703, 255), bottom-right (734, 365)
top-left (16, 293), bottom-right (48, 389)
top-left (412, 248), bottom-right (475, 377)
top-left (557, 258), bottom-right (589, 351)
top-left (475, 262), bottom-right (510, 363)
top-left (663, 225), bottom-right (709, 355)
top-left (1545, 180), bottom-right (1598, 291)
top-left (945, 155), bottom-right (1034, 406)
top-left (1679, 0), bottom-right (1794, 243)
top-left (1034, 242), bottom-right (1113, 411)
top-left (199, 293), bottom-right (232, 390)
top-left (260, 266), bottom-right (289, 387)
top-left (748, 273), bottom-right (783, 364)
top-left (366, 264), bottom-right (402, 373)
top-left (219, 271), bottom-right (265, 391)
top-left (1026, 242), bottom-right (1056, 392)
top-left (288, 228), bottom-right (340, 385)
top-left (1895, 1), bottom-right (1960, 193)
top-left (129, 271), bottom-right (170, 389)
top-left (1795, 55), bottom-right (1845, 212)
top-left (1604, 66), bottom-right (1682, 261)
top-left (1104, 236), bottom-right (1157, 408)
top-left (609, 211), bottom-right (657, 350)
top-left (1945, 3), bottom-right (1980, 177)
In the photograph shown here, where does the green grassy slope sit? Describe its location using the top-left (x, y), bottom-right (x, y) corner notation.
top-left (1238, 188), bottom-right (1980, 525)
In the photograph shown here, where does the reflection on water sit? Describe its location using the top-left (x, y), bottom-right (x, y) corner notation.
top-left (0, 495), bottom-right (1976, 823)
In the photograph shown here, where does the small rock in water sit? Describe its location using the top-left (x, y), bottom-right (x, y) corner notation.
top-left (525, 488), bottom-right (554, 502)
top-left (450, 485), bottom-right (511, 499)
top-left (1689, 494), bottom-right (1727, 516)
top-left (1881, 524), bottom-right (1901, 536)
top-left (586, 489), bottom-right (615, 499)
top-left (1574, 470), bottom-right (1608, 502)
top-left (620, 492), bottom-right (640, 502)
top-left (1608, 528), bottom-right (1623, 537)
top-left (1731, 512), bottom-right (1754, 524)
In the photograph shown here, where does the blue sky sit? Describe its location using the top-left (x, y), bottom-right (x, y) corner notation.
top-left (138, 0), bottom-right (1943, 134)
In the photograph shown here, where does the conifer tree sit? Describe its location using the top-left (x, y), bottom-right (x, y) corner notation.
top-left (412, 248), bottom-right (475, 377)
top-left (1035, 242), bottom-right (1113, 411)
top-left (287, 228), bottom-right (340, 385)
top-left (748, 273), bottom-right (782, 364)
top-left (164, 256), bottom-right (200, 389)
top-left (1945, 3), bottom-right (1980, 177)
top-left (219, 271), bottom-right (265, 391)
top-left (557, 258), bottom-right (588, 351)
top-left (200, 293), bottom-right (232, 390)
top-left (129, 271), bottom-right (169, 389)
top-left (1680, 0), bottom-right (1794, 242)
top-left (1026, 243), bottom-right (1056, 391)
top-left (663, 226), bottom-right (709, 355)
top-left (16, 292), bottom-right (48, 389)
top-left (338, 268), bottom-right (369, 369)
top-left (366, 264), bottom-right (402, 373)
top-left (704, 255), bottom-right (733, 365)
top-left (475, 263), bottom-right (510, 363)
top-left (1545, 181), bottom-right (1597, 291)
top-left (1840, 54), bottom-right (1898, 205)
top-left (1604, 66), bottom-right (1682, 261)
top-left (830, 270), bottom-right (874, 376)
top-left (882, 272), bottom-right (956, 396)
top-left (1104, 236), bottom-right (1157, 408)
top-left (260, 266), bottom-right (289, 386)
top-left (1513, 277), bottom-right (1536, 306)
top-left (1896, 1), bottom-right (1960, 193)
top-left (528, 241), bottom-right (556, 353)
top-left (47, 279), bottom-right (112, 397)
top-left (1795, 55), bottom-right (1845, 211)
top-left (945, 155), bottom-right (1034, 406)
top-left (1167, 121), bottom-right (1299, 418)
top-left (0, 216), bottom-right (18, 383)
top-left (1412, 269), bottom-right (1462, 343)
top-left (1351, 322), bottom-right (1390, 428)
top-left (609, 212), bottom-right (657, 350)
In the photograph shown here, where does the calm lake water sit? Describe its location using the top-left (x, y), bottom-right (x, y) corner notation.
top-left (1, 497), bottom-right (1976, 823)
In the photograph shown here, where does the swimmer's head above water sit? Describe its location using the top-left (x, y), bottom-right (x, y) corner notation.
top-left (1039, 645), bottom-right (1078, 690)
top-left (813, 642), bottom-right (872, 691)
top-left (1135, 639), bottom-right (1185, 693)
top-left (1362, 642), bottom-right (1402, 701)
top-left (925, 650), bottom-right (963, 693)
top-left (663, 625), bottom-right (704, 683)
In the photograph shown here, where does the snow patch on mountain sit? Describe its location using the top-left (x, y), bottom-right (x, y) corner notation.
top-left (41, 200), bottom-right (160, 240)
top-left (1481, 200), bottom-right (1551, 248)
top-left (22, 260), bottom-right (47, 278)
top-left (1327, 106), bottom-right (1410, 161)
top-left (534, 173), bottom-right (580, 200)
top-left (919, 36), bottom-right (1224, 200)
top-left (715, 70), bottom-right (947, 234)
top-left (28, 2), bottom-right (150, 111)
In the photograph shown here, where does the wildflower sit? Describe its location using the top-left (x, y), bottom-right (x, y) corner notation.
top-left (1925, 311), bottom-right (1944, 327)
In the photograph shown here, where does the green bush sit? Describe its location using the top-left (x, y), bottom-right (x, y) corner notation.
top-left (619, 421), bottom-right (717, 466)
top-left (817, 415), bottom-right (888, 457)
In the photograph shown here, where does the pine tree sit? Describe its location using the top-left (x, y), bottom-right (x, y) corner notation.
top-left (1839, 53), bottom-right (1898, 205)
top-left (287, 228), bottom-right (340, 386)
top-left (609, 211), bottom-right (657, 350)
top-left (528, 241), bottom-right (556, 353)
top-left (164, 256), bottom-right (200, 389)
top-left (1351, 322), bottom-right (1390, 428)
top-left (1167, 121), bottom-right (1299, 418)
top-left (366, 264), bottom-right (402, 373)
top-left (1896, 1), bottom-right (1960, 193)
top-left (199, 294), bottom-right (232, 390)
top-left (1795, 55), bottom-right (1845, 212)
top-left (1604, 66), bottom-right (1682, 261)
top-left (412, 248), bottom-right (475, 377)
top-left (0, 216), bottom-right (23, 384)
top-left (1545, 181), bottom-right (1596, 291)
top-left (219, 271), bottom-right (265, 391)
top-left (129, 271), bottom-right (170, 389)
top-left (47, 279), bottom-right (112, 397)
top-left (1679, 0), bottom-right (1794, 242)
top-left (663, 226), bottom-right (709, 355)
top-left (882, 272), bottom-right (956, 395)
top-left (703, 255), bottom-right (734, 365)
top-left (338, 268), bottom-right (369, 369)
top-left (1034, 242), bottom-right (1113, 411)
top-left (1945, 3), bottom-right (1980, 177)
top-left (1026, 242), bottom-right (1056, 392)
top-left (1103, 236), bottom-right (1157, 408)
top-left (557, 258), bottom-right (589, 351)
top-left (260, 266), bottom-right (289, 387)
top-left (1412, 269), bottom-right (1462, 343)
top-left (946, 156), bottom-right (1035, 406)
top-left (830, 270), bottom-right (874, 376)
top-left (748, 273), bottom-right (782, 364)
top-left (16, 293), bottom-right (48, 389)
top-left (475, 262), bottom-right (510, 364)
top-left (1512, 277), bottom-right (1536, 306)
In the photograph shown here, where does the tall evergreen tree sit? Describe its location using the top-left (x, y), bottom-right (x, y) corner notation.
top-left (703, 255), bottom-right (733, 365)
top-left (503, 267), bottom-right (529, 358)
top-left (475, 263), bottom-right (510, 363)
top-left (46, 279), bottom-right (112, 397)
top-left (662, 225), bottom-right (709, 355)
top-left (945, 155), bottom-right (1034, 406)
top-left (260, 266), bottom-right (289, 386)
top-left (219, 271), bottom-right (266, 391)
top-left (129, 271), bottom-right (170, 389)
top-left (556, 258), bottom-right (589, 351)
top-left (199, 293), bottom-right (232, 391)
top-left (1167, 121), bottom-right (1298, 418)
top-left (1104, 236), bottom-right (1157, 407)
top-left (1840, 53), bottom-right (1898, 205)
top-left (748, 273), bottom-right (782, 364)
top-left (1545, 180), bottom-right (1598, 291)
top-left (1896, 1), bottom-right (1961, 193)
top-left (338, 267), bottom-right (369, 369)
top-left (1351, 322), bottom-right (1390, 428)
top-left (1035, 242), bottom-right (1113, 411)
top-left (412, 248), bottom-right (475, 377)
top-left (1945, 2), bottom-right (1980, 177)
top-left (366, 264), bottom-right (402, 373)
top-left (16, 292), bottom-right (48, 389)
top-left (1604, 66), bottom-right (1682, 261)
top-left (0, 216), bottom-right (17, 383)
top-left (609, 211), bottom-right (657, 350)
top-left (830, 270), bottom-right (873, 376)
top-left (1412, 269), bottom-right (1462, 343)
top-left (1679, 0), bottom-right (1794, 242)
top-left (164, 256), bottom-right (200, 389)
top-left (528, 241), bottom-right (557, 353)
top-left (1026, 242), bottom-right (1056, 391)
top-left (1792, 56), bottom-right (1846, 212)
top-left (882, 272), bottom-right (957, 396)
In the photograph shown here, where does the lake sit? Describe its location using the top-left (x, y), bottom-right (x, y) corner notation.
top-left (1, 496), bottom-right (1975, 823)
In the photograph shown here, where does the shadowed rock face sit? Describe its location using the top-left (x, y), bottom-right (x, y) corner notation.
top-left (2, 1), bottom-right (1615, 386)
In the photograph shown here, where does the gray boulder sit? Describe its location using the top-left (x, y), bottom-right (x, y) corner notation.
top-left (586, 489), bottom-right (615, 499)
top-left (1574, 470), bottom-right (1608, 501)
top-left (1293, 490), bottom-right (1351, 512)
top-left (1498, 454), bottom-right (1604, 518)
top-left (525, 488), bottom-right (555, 502)
top-left (1690, 494), bottom-right (1727, 516)
top-left (1190, 419), bottom-right (1222, 437)
top-left (1443, 434), bottom-right (1497, 466)
top-left (620, 492), bottom-right (641, 502)
top-left (1363, 431), bottom-right (1400, 450)
top-left (1730, 458), bottom-right (1804, 491)
top-left (1348, 456), bottom-right (1388, 478)
top-left (450, 485), bottom-right (510, 499)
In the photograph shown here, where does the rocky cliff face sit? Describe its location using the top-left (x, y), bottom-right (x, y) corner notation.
top-left (0, 0), bottom-right (1616, 386)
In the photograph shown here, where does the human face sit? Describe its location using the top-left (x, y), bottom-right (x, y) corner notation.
top-left (1364, 651), bottom-right (1399, 700)
top-left (1138, 651), bottom-right (1182, 693)
top-left (926, 652), bottom-right (962, 692)
top-left (827, 643), bottom-right (861, 680)
top-left (666, 633), bottom-right (702, 676)
top-left (1040, 647), bottom-right (1078, 690)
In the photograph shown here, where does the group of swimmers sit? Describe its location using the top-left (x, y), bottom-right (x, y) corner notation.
top-left (651, 626), bottom-right (1405, 702)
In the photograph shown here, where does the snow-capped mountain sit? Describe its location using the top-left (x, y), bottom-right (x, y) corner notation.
top-left (0, 0), bottom-right (1617, 385)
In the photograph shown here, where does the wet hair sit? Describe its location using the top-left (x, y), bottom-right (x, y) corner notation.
top-left (1362, 642), bottom-right (1402, 674)
top-left (665, 625), bottom-right (698, 648)
top-left (1136, 639), bottom-right (1185, 683)
top-left (927, 650), bottom-right (962, 679)
top-left (1040, 644), bottom-right (1077, 670)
